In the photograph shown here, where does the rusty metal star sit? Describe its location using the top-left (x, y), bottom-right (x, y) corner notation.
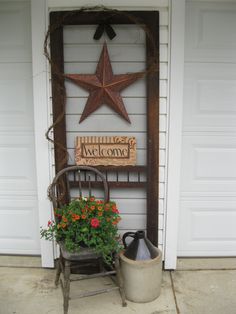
top-left (65, 43), bottom-right (144, 123)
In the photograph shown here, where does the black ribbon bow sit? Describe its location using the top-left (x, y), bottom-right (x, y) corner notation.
top-left (93, 22), bottom-right (116, 40)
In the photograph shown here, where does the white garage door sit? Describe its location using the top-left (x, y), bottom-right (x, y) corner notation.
top-left (178, 1), bottom-right (236, 256)
top-left (0, 1), bottom-right (40, 254)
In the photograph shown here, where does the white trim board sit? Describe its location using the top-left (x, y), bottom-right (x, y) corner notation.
top-left (48, 0), bottom-right (169, 9)
top-left (164, 0), bottom-right (186, 269)
top-left (31, 0), bottom-right (54, 268)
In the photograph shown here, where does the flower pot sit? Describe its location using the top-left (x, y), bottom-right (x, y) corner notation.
top-left (60, 242), bottom-right (100, 261)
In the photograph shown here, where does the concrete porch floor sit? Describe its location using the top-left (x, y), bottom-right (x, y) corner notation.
top-left (1, 258), bottom-right (236, 314)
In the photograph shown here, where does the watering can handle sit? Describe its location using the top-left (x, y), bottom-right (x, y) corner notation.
top-left (122, 232), bottom-right (136, 249)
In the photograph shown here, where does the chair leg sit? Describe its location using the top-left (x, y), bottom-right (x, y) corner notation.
top-left (115, 255), bottom-right (127, 307)
top-left (63, 260), bottom-right (71, 314)
top-left (98, 257), bottom-right (104, 272)
top-left (55, 257), bottom-right (62, 286)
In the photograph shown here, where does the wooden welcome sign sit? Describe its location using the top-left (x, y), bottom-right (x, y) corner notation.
top-left (75, 136), bottom-right (136, 166)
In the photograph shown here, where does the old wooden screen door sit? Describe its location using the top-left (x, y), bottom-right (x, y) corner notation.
top-left (49, 10), bottom-right (159, 245)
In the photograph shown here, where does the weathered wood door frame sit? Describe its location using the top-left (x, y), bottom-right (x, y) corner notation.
top-left (50, 10), bottom-right (160, 245)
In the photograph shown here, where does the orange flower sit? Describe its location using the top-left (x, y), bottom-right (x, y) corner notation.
top-left (90, 197), bottom-right (95, 202)
top-left (105, 204), bottom-right (110, 211)
top-left (72, 214), bottom-right (80, 222)
top-left (98, 212), bottom-right (103, 217)
top-left (90, 205), bottom-right (95, 211)
top-left (112, 221), bottom-right (118, 225)
top-left (97, 206), bottom-right (103, 211)
top-left (81, 214), bottom-right (87, 220)
top-left (62, 216), bottom-right (68, 223)
top-left (61, 223), bottom-right (67, 228)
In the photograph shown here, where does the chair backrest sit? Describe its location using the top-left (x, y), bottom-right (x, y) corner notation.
top-left (48, 165), bottom-right (109, 209)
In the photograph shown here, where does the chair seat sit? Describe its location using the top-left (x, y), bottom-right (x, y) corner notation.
top-left (60, 243), bottom-right (101, 261)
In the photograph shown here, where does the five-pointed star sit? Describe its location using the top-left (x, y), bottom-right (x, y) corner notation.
top-left (65, 43), bottom-right (143, 123)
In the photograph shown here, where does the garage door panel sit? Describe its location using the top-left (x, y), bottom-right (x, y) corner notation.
top-left (0, 63), bottom-right (34, 131)
top-left (185, 2), bottom-right (236, 62)
top-left (178, 200), bottom-right (236, 256)
top-left (0, 134), bottom-right (37, 194)
top-left (181, 135), bottom-right (236, 195)
top-left (0, 198), bottom-right (40, 254)
top-left (0, 2), bottom-right (31, 62)
top-left (183, 63), bottom-right (236, 132)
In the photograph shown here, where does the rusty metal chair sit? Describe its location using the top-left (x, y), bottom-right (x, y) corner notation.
top-left (48, 165), bottom-right (126, 314)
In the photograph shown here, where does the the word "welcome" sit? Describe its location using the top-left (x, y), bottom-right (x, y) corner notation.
top-left (75, 136), bottom-right (136, 166)
top-left (82, 144), bottom-right (129, 159)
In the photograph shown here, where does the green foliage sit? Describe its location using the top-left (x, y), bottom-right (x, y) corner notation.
top-left (40, 196), bottom-right (122, 264)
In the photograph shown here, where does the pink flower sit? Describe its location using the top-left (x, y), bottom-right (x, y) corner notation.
top-left (91, 218), bottom-right (100, 228)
